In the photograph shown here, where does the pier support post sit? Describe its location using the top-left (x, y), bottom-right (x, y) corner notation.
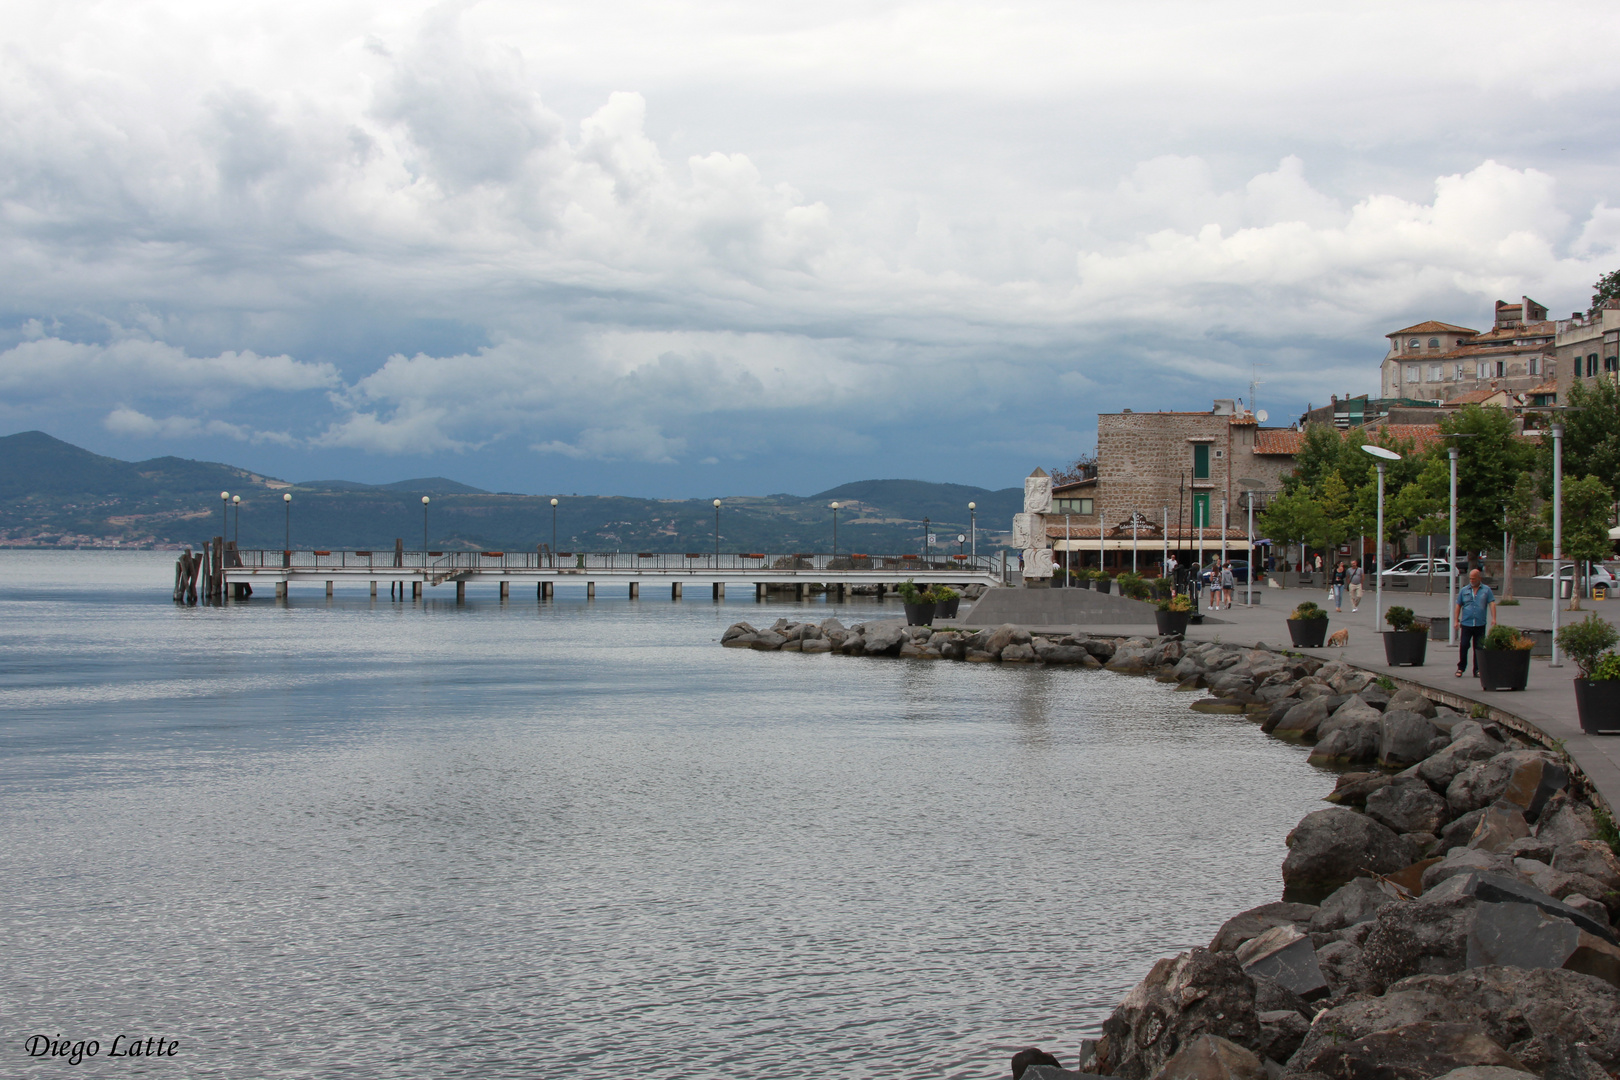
top-left (875, 583), bottom-right (885, 599)
top-left (794, 582), bottom-right (805, 600)
top-left (586, 581), bottom-right (595, 599)
top-left (834, 584), bottom-right (845, 601)
top-left (326, 580), bottom-right (334, 598)
top-left (671, 582), bottom-right (682, 600)
top-left (275, 581), bottom-right (286, 599)
top-left (370, 581), bottom-right (377, 598)
top-left (755, 582), bottom-right (766, 601)
top-left (542, 581), bottom-right (553, 599)
top-left (499, 581), bottom-right (509, 599)
top-left (413, 581), bottom-right (421, 599)
top-left (713, 582), bottom-right (725, 600)
top-left (456, 580), bottom-right (466, 602)
top-left (629, 581), bottom-right (639, 599)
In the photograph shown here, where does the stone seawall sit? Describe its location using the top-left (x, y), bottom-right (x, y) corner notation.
top-left (721, 617), bottom-right (1620, 1080)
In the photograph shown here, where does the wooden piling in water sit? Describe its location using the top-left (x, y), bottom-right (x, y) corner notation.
top-left (671, 581), bottom-right (681, 600)
top-left (499, 581), bottom-right (509, 599)
top-left (712, 582), bottom-right (725, 600)
top-left (586, 582), bottom-right (595, 599)
top-left (628, 581), bottom-right (639, 599)
top-left (456, 581), bottom-right (465, 602)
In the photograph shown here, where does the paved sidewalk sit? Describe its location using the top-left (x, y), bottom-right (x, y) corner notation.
top-left (1184, 581), bottom-right (1620, 815)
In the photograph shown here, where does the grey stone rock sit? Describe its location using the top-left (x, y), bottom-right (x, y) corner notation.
top-left (1255, 1010), bottom-right (1310, 1065)
top-left (748, 631), bottom-right (788, 650)
top-left (1021, 1066), bottom-right (1088, 1080)
top-left (1307, 722), bottom-right (1380, 766)
top-left (819, 617), bottom-right (846, 633)
top-left (1380, 709), bottom-right (1443, 767)
top-left (1552, 840), bottom-right (1620, 892)
top-left (984, 623), bottom-right (1031, 656)
top-left (1271, 697), bottom-right (1332, 740)
top-left (1466, 901), bottom-right (1620, 987)
top-left (1430, 1069), bottom-right (1539, 1080)
top-left (1255, 684), bottom-right (1299, 704)
top-left (1361, 880), bottom-right (1483, 985)
top-left (1316, 939), bottom-right (1379, 997)
top-left (1387, 688), bottom-right (1439, 717)
top-left (1419, 731), bottom-right (1510, 791)
top-left (1366, 782), bottom-right (1451, 836)
top-left (1310, 877), bottom-right (1397, 933)
top-left (1001, 643), bottom-right (1037, 663)
top-left (1292, 1021), bottom-right (1527, 1080)
top-left (1503, 835), bottom-right (1558, 863)
top-left (1208, 902), bottom-right (1319, 954)
top-left (1562, 894), bottom-right (1612, 929)
top-left (1534, 792), bottom-right (1599, 846)
top-left (1155, 1035), bottom-right (1265, 1080)
top-left (1530, 867), bottom-right (1613, 914)
top-left (861, 625), bottom-right (905, 656)
top-left (1436, 871), bottom-right (1616, 942)
top-left (1447, 751), bottom-right (1563, 817)
top-left (1326, 772), bottom-right (1397, 807)
top-left (1283, 808), bottom-right (1414, 891)
top-left (1083, 638), bottom-right (1117, 660)
top-left (1094, 949), bottom-right (1259, 1080)
top-left (1324, 695), bottom-right (1383, 731)
top-left (1038, 644), bottom-right (1092, 664)
top-left (800, 638), bottom-right (832, 653)
top-left (1439, 808), bottom-right (1489, 852)
top-left (1250, 973), bottom-right (1313, 1020)
top-left (720, 621), bottom-right (758, 643)
top-left (1422, 848), bottom-right (1521, 892)
top-left (1011, 1047), bottom-right (1064, 1080)
top-left (1236, 925), bottom-right (1328, 1000)
top-left (1469, 801), bottom-right (1532, 852)
top-left (1498, 756), bottom-right (1568, 819)
top-left (1207, 670), bottom-right (1256, 696)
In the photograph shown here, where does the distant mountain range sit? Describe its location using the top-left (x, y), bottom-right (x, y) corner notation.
top-left (0, 431), bottom-right (1020, 553)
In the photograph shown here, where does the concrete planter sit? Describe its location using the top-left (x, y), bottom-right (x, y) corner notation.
top-left (1478, 647), bottom-right (1531, 691)
top-left (1287, 617), bottom-right (1329, 649)
top-left (1155, 610), bottom-right (1191, 636)
top-left (1573, 678), bottom-right (1620, 734)
top-left (935, 596), bottom-right (960, 619)
top-left (1095, 579), bottom-right (1113, 594)
top-left (902, 601), bottom-right (936, 627)
top-left (1381, 630), bottom-right (1428, 667)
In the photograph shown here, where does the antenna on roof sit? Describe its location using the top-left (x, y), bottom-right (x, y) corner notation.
top-left (1249, 364), bottom-right (1262, 420)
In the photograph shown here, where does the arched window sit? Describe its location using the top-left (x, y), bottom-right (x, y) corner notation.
top-left (1408, 338), bottom-right (1420, 349)
top-left (1428, 337), bottom-right (1440, 348)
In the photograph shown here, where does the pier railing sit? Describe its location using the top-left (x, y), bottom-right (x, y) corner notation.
top-left (230, 549), bottom-right (1002, 577)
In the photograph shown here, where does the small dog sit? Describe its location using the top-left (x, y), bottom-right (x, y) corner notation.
top-left (1327, 629), bottom-right (1350, 647)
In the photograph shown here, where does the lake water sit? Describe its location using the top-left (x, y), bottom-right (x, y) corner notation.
top-left (0, 552), bottom-right (1332, 1078)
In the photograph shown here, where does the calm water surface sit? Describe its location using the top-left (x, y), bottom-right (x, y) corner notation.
top-left (0, 552), bottom-right (1331, 1078)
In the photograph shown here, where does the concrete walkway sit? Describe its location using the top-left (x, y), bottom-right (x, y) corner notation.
top-left (1176, 581), bottom-right (1620, 815)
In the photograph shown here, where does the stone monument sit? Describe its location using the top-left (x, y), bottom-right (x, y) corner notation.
top-left (1020, 467), bottom-right (1053, 586)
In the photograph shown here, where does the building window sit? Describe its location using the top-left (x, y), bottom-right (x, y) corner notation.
top-left (1192, 443), bottom-right (1210, 480)
top-left (1590, 354), bottom-right (1600, 378)
top-left (1455, 363), bottom-right (1465, 379)
top-left (1408, 338), bottom-right (1420, 349)
top-left (1477, 362), bottom-right (1488, 379)
top-left (1495, 360), bottom-right (1505, 378)
top-left (1428, 364), bottom-right (1442, 382)
top-left (1405, 364), bottom-right (1419, 382)
top-left (1529, 357), bottom-right (1539, 375)
top-left (1608, 356), bottom-right (1618, 374)
top-left (1054, 498), bottom-right (1093, 515)
top-left (1192, 493), bottom-right (1210, 528)
top-left (1428, 337), bottom-right (1440, 348)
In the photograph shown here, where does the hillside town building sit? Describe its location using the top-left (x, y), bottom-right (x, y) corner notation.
top-left (1379, 297), bottom-right (1555, 405)
top-left (1554, 302), bottom-right (1620, 403)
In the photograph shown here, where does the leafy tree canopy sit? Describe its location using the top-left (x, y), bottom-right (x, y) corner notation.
top-left (1591, 267), bottom-right (1620, 316)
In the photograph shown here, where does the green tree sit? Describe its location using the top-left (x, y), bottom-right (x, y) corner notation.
top-left (1546, 474), bottom-right (1615, 609)
top-left (1501, 471), bottom-right (1542, 599)
top-left (1259, 488), bottom-right (1325, 568)
top-left (1591, 267), bottom-right (1620, 316)
top-left (1544, 377), bottom-right (1620, 497)
top-left (1316, 472), bottom-right (1354, 552)
top-left (1421, 404), bottom-right (1536, 561)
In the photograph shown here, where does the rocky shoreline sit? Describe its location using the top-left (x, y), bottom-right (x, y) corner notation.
top-left (721, 618), bottom-right (1620, 1080)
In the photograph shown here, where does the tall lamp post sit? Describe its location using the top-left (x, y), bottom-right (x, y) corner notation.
top-left (232, 495), bottom-right (241, 546)
top-left (220, 491), bottom-right (229, 540)
top-left (1361, 445), bottom-right (1402, 631)
top-left (713, 499), bottom-right (721, 565)
top-left (422, 496), bottom-right (430, 567)
top-left (1551, 423), bottom-right (1564, 667)
top-left (968, 502), bottom-right (976, 562)
top-left (550, 498), bottom-right (559, 567)
top-left (923, 516), bottom-right (931, 561)
top-left (1449, 445), bottom-right (1459, 644)
top-left (282, 493), bottom-right (292, 567)
top-left (830, 502), bottom-right (839, 560)
top-left (1239, 479), bottom-right (1263, 607)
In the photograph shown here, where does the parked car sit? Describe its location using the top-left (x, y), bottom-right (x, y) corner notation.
top-left (1198, 559), bottom-right (1250, 585)
top-left (1379, 558), bottom-right (1466, 581)
top-left (1533, 564), bottom-right (1619, 598)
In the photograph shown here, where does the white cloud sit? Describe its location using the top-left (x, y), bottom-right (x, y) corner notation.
top-left (0, 335), bottom-right (340, 405)
top-left (103, 407), bottom-right (298, 445)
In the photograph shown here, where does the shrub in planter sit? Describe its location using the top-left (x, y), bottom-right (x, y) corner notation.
top-left (928, 585), bottom-right (961, 619)
top-left (1076, 569), bottom-right (1093, 589)
top-left (1116, 572), bottom-right (1151, 601)
top-left (897, 578), bottom-right (935, 626)
top-left (1478, 624), bottom-right (1533, 691)
top-left (1095, 575), bottom-right (1114, 594)
top-left (1557, 613), bottom-right (1620, 733)
top-left (1381, 605), bottom-right (1427, 666)
top-left (1287, 600), bottom-right (1329, 648)
top-left (1155, 593), bottom-right (1193, 635)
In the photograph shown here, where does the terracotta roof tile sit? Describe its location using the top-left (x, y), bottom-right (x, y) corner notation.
top-left (1253, 428), bottom-right (1304, 455)
top-left (1390, 320), bottom-right (1478, 336)
top-left (1526, 380), bottom-right (1558, 395)
top-left (1363, 423), bottom-right (1446, 450)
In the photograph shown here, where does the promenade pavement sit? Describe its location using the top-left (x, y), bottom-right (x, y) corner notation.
top-left (1182, 580), bottom-right (1620, 815)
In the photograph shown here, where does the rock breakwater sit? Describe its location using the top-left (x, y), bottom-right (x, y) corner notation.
top-left (722, 618), bottom-right (1620, 1080)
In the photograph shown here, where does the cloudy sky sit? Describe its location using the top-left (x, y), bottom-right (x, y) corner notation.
top-left (3, 0), bottom-right (1619, 496)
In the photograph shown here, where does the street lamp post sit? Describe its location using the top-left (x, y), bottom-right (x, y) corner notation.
top-left (550, 498), bottom-right (558, 567)
top-left (232, 495), bottom-right (241, 546)
top-left (1239, 479), bottom-right (1263, 607)
top-left (1552, 423), bottom-right (1564, 667)
top-left (220, 491), bottom-right (229, 541)
top-left (422, 496), bottom-right (430, 568)
top-left (1362, 445), bottom-right (1402, 631)
top-left (830, 502), bottom-right (839, 560)
top-left (968, 502), bottom-right (976, 562)
top-left (282, 493), bottom-right (291, 567)
top-left (1448, 445), bottom-right (1459, 645)
top-left (923, 516), bottom-right (931, 561)
top-left (713, 499), bottom-right (721, 565)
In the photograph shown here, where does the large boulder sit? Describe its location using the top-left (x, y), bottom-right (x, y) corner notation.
top-left (1551, 840), bottom-right (1620, 893)
top-left (1093, 949), bottom-right (1259, 1080)
top-left (1327, 772), bottom-right (1398, 808)
top-left (1155, 1035), bottom-right (1265, 1080)
top-left (1499, 756), bottom-right (1568, 819)
top-left (1366, 781), bottom-right (1452, 836)
top-left (1311, 877), bottom-right (1397, 933)
top-left (748, 631), bottom-right (788, 650)
top-left (1290, 1021), bottom-right (1527, 1080)
top-left (1308, 721), bottom-right (1381, 766)
top-left (1535, 793), bottom-right (1599, 846)
top-left (1447, 751), bottom-right (1563, 817)
top-left (1380, 709), bottom-right (1443, 767)
top-left (1466, 901), bottom-right (1620, 988)
top-left (720, 621), bottom-right (758, 644)
top-left (1419, 727), bottom-right (1510, 790)
top-left (1235, 925), bottom-right (1328, 1000)
top-left (1011, 1047), bottom-right (1064, 1080)
top-left (861, 624), bottom-right (905, 657)
top-left (1271, 697), bottom-right (1332, 740)
top-left (1208, 902), bottom-right (1320, 953)
top-left (983, 623), bottom-right (1031, 657)
top-left (1360, 876), bottom-right (1484, 986)
top-left (1316, 939), bottom-right (1380, 998)
top-left (1387, 688), bottom-right (1439, 716)
top-left (1469, 801), bottom-right (1531, 853)
top-left (1283, 808), bottom-right (1414, 892)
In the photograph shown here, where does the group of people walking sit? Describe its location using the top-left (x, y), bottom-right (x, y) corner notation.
top-left (1327, 560), bottom-right (1366, 613)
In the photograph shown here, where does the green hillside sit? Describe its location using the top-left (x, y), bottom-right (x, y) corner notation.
top-left (0, 431), bottom-right (1017, 553)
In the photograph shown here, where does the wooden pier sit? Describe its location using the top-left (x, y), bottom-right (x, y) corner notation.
top-left (179, 544), bottom-right (1008, 603)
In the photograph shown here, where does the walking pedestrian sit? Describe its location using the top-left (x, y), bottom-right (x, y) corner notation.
top-left (1331, 561), bottom-right (1346, 612)
top-left (1220, 561), bottom-right (1236, 609)
top-left (1454, 568), bottom-right (1497, 678)
top-left (1347, 560), bottom-right (1364, 612)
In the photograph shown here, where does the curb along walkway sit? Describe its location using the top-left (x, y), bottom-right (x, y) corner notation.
top-left (1178, 584), bottom-right (1620, 814)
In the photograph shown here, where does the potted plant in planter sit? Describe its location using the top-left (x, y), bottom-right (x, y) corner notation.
top-left (897, 578), bottom-right (935, 627)
top-left (1286, 601), bottom-right (1330, 648)
top-left (1095, 573), bottom-right (1113, 595)
top-left (1381, 605), bottom-right (1427, 666)
top-left (1478, 624), bottom-right (1533, 691)
top-left (1155, 593), bottom-right (1193, 636)
top-left (930, 585), bottom-right (961, 620)
top-left (1557, 613), bottom-right (1620, 733)
top-left (1075, 568), bottom-right (1093, 590)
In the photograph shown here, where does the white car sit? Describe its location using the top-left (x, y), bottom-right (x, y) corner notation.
top-left (1533, 564), bottom-right (1620, 598)
top-left (1379, 558), bottom-right (1466, 580)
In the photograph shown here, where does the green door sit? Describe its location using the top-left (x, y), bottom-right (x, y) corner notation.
top-left (1193, 443), bottom-right (1210, 480)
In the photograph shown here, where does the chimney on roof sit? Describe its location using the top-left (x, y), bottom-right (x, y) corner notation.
top-left (1212, 399), bottom-right (1235, 415)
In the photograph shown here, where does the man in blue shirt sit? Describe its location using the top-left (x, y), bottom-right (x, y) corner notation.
top-left (1454, 567), bottom-right (1497, 677)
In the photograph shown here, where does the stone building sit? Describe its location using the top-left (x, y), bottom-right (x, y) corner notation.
top-left (1048, 400), bottom-right (1301, 571)
top-left (1379, 298), bottom-right (1554, 404)
top-left (1554, 301), bottom-right (1620, 403)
